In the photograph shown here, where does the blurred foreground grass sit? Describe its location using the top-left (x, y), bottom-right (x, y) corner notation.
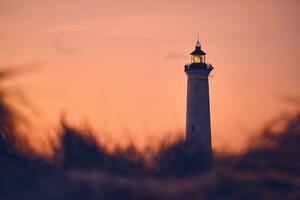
top-left (0, 69), bottom-right (299, 200)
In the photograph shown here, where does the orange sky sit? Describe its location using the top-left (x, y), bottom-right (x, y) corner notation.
top-left (0, 0), bottom-right (299, 152)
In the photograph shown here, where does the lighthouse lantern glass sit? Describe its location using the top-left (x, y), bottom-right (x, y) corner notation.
top-left (192, 55), bottom-right (202, 63)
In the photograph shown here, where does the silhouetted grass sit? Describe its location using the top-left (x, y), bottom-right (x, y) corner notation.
top-left (0, 70), bottom-right (299, 199)
top-left (0, 69), bottom-right (55, 199)
top-left (57, 121), bottom-right (212, 178)
top-left (59, 121), bottom-right (147, 177)
top-left (153, 138), bottom-right (212, 177)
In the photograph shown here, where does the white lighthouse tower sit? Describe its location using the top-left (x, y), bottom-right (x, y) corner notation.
top-left (185, 39), bottom-right (213, 157)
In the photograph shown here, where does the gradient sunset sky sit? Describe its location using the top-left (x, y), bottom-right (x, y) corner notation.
top-left (1, 0), bottom-right (299, 152)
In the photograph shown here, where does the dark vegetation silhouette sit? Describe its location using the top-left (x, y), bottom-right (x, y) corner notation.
top-left (0, 69), bottom-right (299, 199)
top-left (59, 122), bottom-right (147, 177)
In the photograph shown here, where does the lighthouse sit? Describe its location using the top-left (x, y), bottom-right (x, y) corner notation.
top-left (185, 39), bottom-right (213, 157)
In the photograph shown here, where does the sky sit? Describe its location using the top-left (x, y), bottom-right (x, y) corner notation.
top-left (0, 0), bottom-right (300, 153)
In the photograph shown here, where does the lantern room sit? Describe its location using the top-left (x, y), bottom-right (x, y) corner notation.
top-left (191, 40), bottom-right (206, 64)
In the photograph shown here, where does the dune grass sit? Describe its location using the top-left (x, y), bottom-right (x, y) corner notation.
top-left (0, 69), bottom-right (299, 199)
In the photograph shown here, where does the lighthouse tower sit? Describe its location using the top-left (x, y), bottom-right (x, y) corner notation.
top-left (185, 39), bottom-right (213, 156)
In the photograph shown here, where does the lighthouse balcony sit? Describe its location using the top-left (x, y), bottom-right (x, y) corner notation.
top-left (184, 63), bottom-right (213, 71)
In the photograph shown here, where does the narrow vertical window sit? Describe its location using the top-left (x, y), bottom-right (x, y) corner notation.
top-left (192, 125), bottom-right (194, 131)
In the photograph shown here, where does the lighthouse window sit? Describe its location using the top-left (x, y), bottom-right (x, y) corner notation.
top-left (192, 125), bottom-right (195, 132)
top-left (192, 55), bottom-right (201, 63)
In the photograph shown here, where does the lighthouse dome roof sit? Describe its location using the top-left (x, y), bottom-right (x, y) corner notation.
top-left (191, 47), bottom-right (206, 55)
